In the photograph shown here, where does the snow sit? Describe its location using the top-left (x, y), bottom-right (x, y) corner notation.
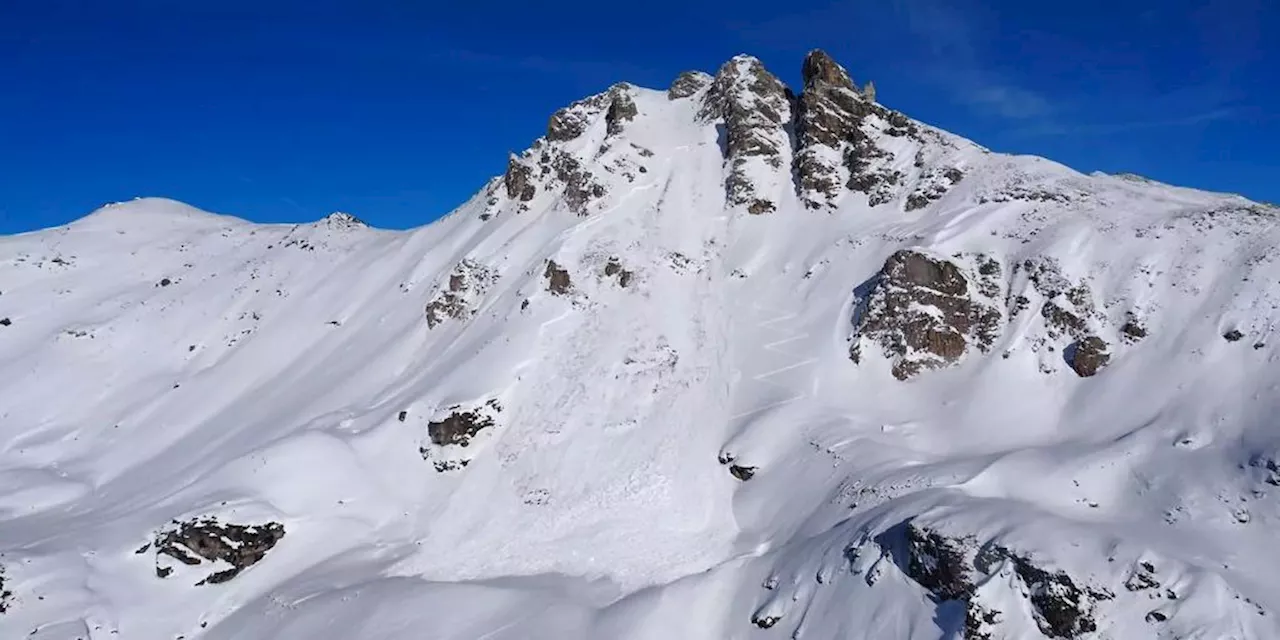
top-left (2, 56), bottom-right (1280, 639)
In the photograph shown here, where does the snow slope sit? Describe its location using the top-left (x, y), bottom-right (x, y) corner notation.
top-left (2, 51), bottom-right (1279, 639)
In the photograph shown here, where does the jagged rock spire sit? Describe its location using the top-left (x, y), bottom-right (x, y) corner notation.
top-left (699, 55), bottom-right (793, 214)
top-left (802, 49), bottom-right (855, 92)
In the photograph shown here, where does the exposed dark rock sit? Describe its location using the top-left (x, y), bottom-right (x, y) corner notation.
top-left (424, 260), bottom-right (495, 328)
top-left (158, 278), bottom-right (172, 287)
top-left (850, 250), bottom-right (1001, 380)
top-left (801, 49), bottom-right (855, 91)
top-left (751, 613), bottom-right (781, 629)
top-left (605, 86), bottom-right (638, 136)
top-left (548, 151), bottom-right (607, 215)
top-left (546, 92), bottom-right (611, 142)
top-left (0, 318), bottom-right (9, 327)
top-left (729, 465), bottom-right (756, 481)
top-left (1224, 329), bottom-right (1244, 342)
top-left (603, 258), bottom-right (633, 288)
top-left (747, 199), bottom-right (776, 215)
top-left (904, 167), bottom-right (965, 211)
top-left (1121, 315), bottom-right (1148, 343)
top-left (1125, 562), bottom-right (1160, 592)
top-left (153, 517), bottom-right (285, 586)
top-left (905, 523), bottom-right (978, 601)
top-left (544, 260), bottom-right (572, 295)
top-left (667, 70), bottom-right (713, 100)
top-left (0, 567), bottom-right (10, 613)
top-left (427, 399), bottom-right (502, 447)
top-left (1066, 336), bottom-right (1110, 377)
top-left (397, 410), bottom-right (408, 423)
top-left (699, 55), bottom-right (790, 213)
top-left (1146, 610), bottom-right (1168, 623)
top-left (1041, 301), bottom-right (1088, 339)
top-left (902, 521), bottom-right (1104, 639)
top-left (503, 156), bottom-right (536, 202)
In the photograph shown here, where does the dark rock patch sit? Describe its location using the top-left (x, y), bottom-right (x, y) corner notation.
top-left (424, 260), bottom-right (496, 328)
top-left (153, 517), bottom-right (285, 586)
top-left (0, 318), bottom-right (9, 327)
top-left (427, 399), bottom-right (502, 447)
top-left (544, 260), bottom-right (572, 295)
top-left (850, 250), bottom-right (1001, 380)
top-left (548, 151), bottom-right (607, 216)
top-left (0, 566), bottom-right (11, 613)
top-left (603, 258), bottom-right (633, 288)
top-left (750, 612), bottom-right (781, 629)
top-left (546, 92), bottom-right (611, 142)
top-left (668, 71), bottom-right (713, 99)
top-left (901, 521), bottom-right (1106, 639)
top-left (700, 55), bottom-right (790, 212)
top-left (1224, 329), bottom-right (1244, 342)
top-left (1066, 336), bottom-right (1111, 377)
top-left (801, 49), bottom-right (855, 91)
top-left (158, 278), bottom-right (172, 287)
top-left (729, 465), bottom-right (756, 481)
top-left (605, 86), bottom-right (638, 136)
top-left (503, 156), bottom-right (536, 202)
top-left (1121, 315), bottom-right (1148, 343)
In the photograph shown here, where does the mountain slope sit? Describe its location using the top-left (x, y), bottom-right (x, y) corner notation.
top-left (2, 51), bottom-right (1279, 639)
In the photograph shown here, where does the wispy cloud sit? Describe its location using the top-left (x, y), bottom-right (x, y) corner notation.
top-left (961, 85), bottom-right (1054, 120)
top-left (1017, 107), bottom-right (1241, 137)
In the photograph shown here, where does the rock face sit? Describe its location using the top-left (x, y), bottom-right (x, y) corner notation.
top-left (793, 50), bottom-right (922, 209)
top-left (1067, 336), bottom-right (1111, 377)
top-left (503, 155), bottom-right (536, 202)
top-left (801, 49), bottom-right (855, 91)
top-left (422, 399), bottom-right (504, 472)
top-left (850, 250), bottom-right (1001, 380)
top-left (544, 260), bottom-right (572, 295)
top-left (153, 517), bottom-right (285, 585)
top-left (667, 70), bottom-right (712, 100)
top-left (699, 55), bottom-right (792, 214)
top-left (903, 521), bottom-right (1109, 639)
top-left (424, 259), bottom-right (497, 328)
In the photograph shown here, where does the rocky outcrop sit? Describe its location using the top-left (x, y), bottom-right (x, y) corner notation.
top-left (850, 250), bottom-right (1002, 380)
top-left (1067, 336), bottom-right (1111, 377)
top-left (503, 155), bottom-right (536, 202)
top-left (603, 257), bottom-right (633, 288)
top-left (903, 521), bottom-right (1110, 639)
top-left (0, 566), bottom-right (10, 613)
top-left (801, 49), bottom-right (855, 91)
top-left (699, 56), bottom-right (791, 214)
top-left (667, 70), bottom-right (713, 100)
top-left (544, 260), bottom-right (572, 295)
top-left (1010, 258), bottom-right (1122, 377)
top-left (424, 259), bottom-right (497, 328)
top-left (322, 211), bottom-right (366, 229)
top-left (793, 50), bottom-right (921, 209)
top-left (545, 150), bottom-right (607, 216)
top-left (546, 92), bottom-right (612, 142)
top-left (151, 517), bottom-right (285, 585)
top-left (605, 86), bottom-right (638, 136)
top-left (904, 167), bottom-right (965, 211)
top-left (421, 399), bottom-right (503, 472)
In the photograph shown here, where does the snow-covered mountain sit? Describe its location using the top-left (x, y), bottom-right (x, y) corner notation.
top-left (3, 50), bottom-right (1279, 639)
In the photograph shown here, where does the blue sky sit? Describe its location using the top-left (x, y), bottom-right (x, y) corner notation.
top-left (2, 0), bottom-right (1276, 233)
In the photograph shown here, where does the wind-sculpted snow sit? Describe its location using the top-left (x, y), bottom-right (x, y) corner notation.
top-left (1, 50), bottom-right (1279, 639)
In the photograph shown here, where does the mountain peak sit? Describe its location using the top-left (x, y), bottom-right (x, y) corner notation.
top-left (320, 211), bottom-right (366, 229)
top-left (802, 49), bottom-right (855, 92)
